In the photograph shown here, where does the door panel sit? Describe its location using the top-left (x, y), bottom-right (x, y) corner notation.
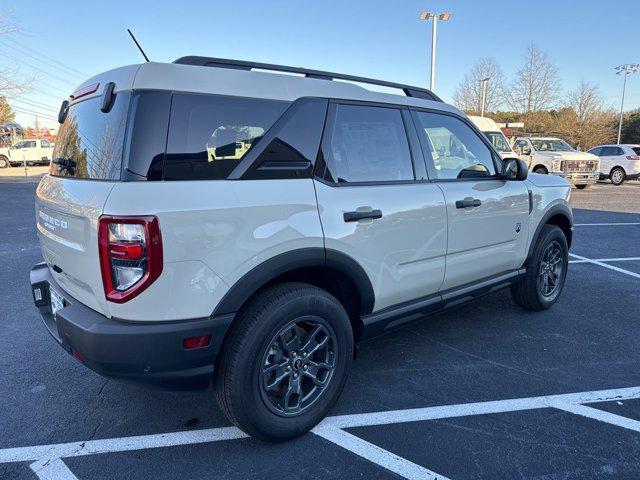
top-left (315, 181), bottom-right (447, 311)
top-left (437, 180), bottom-right (530, 290)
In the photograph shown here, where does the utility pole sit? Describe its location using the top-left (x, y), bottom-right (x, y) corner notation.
top-left (615, 63), bottom-right (639, 144)
top-left (480, 77), bottom-right (490, 117)
top-left (419, 12), bottom-right (451, 92)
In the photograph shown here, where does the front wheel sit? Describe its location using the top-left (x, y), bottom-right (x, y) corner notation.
top-left (214, 282), bottom-right (353, 441)
top-left (0, 156), bottom-right (9, 168)
top-left (610, 167), bottom-right (625, 186)
top-left (511, 225), bottom-right (569, 311)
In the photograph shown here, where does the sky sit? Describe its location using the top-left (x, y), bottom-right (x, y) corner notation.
top-left (2, 0), bottom-right (639, 129)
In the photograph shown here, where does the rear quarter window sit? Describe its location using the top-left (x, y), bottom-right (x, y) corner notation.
top-left (50, 93), bottom-right (131, 180)
top-left (164, 94), bottom-right (290, 180)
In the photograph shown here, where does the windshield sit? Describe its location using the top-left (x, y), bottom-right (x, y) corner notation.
top-left (531, 138), bottom-right (573, 152)
top-left (484, 131), bottom-right (511, 153)
top-left (50, 93), bottom-right (131, 180)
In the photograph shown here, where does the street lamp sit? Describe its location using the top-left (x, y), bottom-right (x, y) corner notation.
top-left (419, 12), bottom-right (451, 92)
top-left (480, 77), bottom-right (490, 117)
top-left (615, 63), bottom-right (639, 144)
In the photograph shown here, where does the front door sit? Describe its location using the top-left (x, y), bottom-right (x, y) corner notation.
top-left (411, 110), bottom-right (530, 290)
top-left (314, 102), bottom-right (447, 312)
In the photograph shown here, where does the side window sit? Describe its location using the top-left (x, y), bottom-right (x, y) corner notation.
top-left (321, 104), bottom-right (414, 183)
top-left (12, 142), bottom-right (24, 149)
top-left (25, 140), bottom-right (37, 148)
top-left (413, 111), bottom-right (496, 180)
top-left (515, 140), bottom-right (528, 149)
top-left (165, 94), bottom-right (290, 180)
top-left (588, 147), bottom-right (602, 156)
top-left (41, 139), bottom-right (51, 148)
top-left (600, 146), bottom-right (616, 156)
top-left (614, 147), bottom-right (625, 156)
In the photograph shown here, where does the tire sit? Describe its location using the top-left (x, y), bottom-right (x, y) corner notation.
top-left (576, 184), bottom-right (590, 190)
top-left (0, 156), bottom-right (9, 169)
top-left (610, 167), bottom-right (625, 186)
top-left (533, 166), bottom-right (548, 175)
top-left (511, 225), bottom-right (568, 311)
top-left (214, 282), bottom-right (353, 441)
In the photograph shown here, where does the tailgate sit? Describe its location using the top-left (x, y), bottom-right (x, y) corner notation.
top-left (36, 175), bottom-right (116, 316)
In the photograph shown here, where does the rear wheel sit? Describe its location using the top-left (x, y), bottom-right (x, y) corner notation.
top-left (610, 167), bottom-right (625, 186)
top-left (0, 156), bottom-right (9, 168)
top-left (576, 184), bottom-right (590, 190)
top-left (214, 282), bottom-right (353, 441)
top-left (511, 225), bottom-right (568, 311)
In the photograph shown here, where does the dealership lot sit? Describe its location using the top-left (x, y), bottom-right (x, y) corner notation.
top-left (1, 181), bottom-right (639, 480)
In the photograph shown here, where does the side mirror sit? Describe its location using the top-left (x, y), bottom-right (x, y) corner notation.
top-left (522, 146), bottom-right (532, 155)
top-left (502, 157), bottom-right (528, 181)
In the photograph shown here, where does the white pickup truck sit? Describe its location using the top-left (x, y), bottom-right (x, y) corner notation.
top-left (0, 139), bottom-right (54, 168)
top-left (513, 136), bottom-right (600, 189)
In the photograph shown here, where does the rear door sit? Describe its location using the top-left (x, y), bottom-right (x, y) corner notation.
top-left (36, 90), bottom-right (132, 316)
top-left (598, 146), bottom-right (622, 175)
top-left (314, 101), bottom-right (447, 312)
top-left (411, 110), bottom-right (530, 290)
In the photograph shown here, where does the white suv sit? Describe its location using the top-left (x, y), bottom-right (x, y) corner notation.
top-left (587, 144), bottom-right (640, 185)
top-left (30, 57), bottom-right (573, 441)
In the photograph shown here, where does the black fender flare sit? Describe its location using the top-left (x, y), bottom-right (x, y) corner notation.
top-left (526, 203), bottom-right (573, 262)
top-left (212, 247), bottom-right (375, 317)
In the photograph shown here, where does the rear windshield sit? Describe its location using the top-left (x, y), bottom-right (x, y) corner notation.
top-left (484, 131), bottom-right (511, 153)
top-left (50, 93), bottom-right (131, 180)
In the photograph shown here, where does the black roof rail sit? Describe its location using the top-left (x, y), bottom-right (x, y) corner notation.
top-left (173, 56), bottom-right (442, 102)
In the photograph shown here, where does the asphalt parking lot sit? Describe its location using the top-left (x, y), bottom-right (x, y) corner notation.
top-left (1, 180), bottom-right (639, 480)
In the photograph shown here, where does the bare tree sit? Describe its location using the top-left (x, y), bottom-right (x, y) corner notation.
top-left (453, 57), bottom-right (506, 114)
top-left (506, 44), bottom-right (561, 113)
top-left (559, 81), bottom-right (616, 149)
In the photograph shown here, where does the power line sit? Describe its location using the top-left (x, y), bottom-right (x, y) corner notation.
top-left (10, 97), bottom-right (58, 113)
top-left (1, 37), bottom-right (88, 78)
top-left (9, 94), bottom-right (58, 111)
top-left (12, 106), bottom-right (58, 121)
top-left (0, 40), bottom-right (86, 81)
top-left (0, 50), bottom-right (79, 86)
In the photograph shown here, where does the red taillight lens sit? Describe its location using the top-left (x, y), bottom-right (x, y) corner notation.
top-left (98, 216), bottom-right (163, 303)
top-left (627, 155), bottom-right (640, 161)
top-left (183, 335), bottom-right (212, 350)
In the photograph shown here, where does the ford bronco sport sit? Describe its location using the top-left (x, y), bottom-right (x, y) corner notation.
top-left (30, 57), bottom-right (573, 441)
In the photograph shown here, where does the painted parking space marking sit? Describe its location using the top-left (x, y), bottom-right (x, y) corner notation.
top-left (569, 256), bottom-right (640, 264)
top-left (569, 253), bottom-right (640, 279)
top-left (574, 222), bottom-right (640, 226)
top-left (313, 426), bottom-right (449, 480)
top-left (2, 386), bottom-right (640, 480)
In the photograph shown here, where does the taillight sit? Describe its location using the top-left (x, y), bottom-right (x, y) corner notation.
top-left (98, 216), bottom-right (162, 303)
top-left (627, 155), bottom-right (640, 161)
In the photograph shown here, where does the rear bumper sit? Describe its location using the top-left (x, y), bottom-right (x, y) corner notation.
top-left (555, 172), bottom-right (599, 185)
top-left (30, 262), bottom-right (234, 390)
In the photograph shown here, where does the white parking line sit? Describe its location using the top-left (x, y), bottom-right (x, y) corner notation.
top-left (569, 256), bottom-right (640, 264)
top-left (30, 458), bottom-right (80, 480)
top-left (1, 386), bottom-right (639, 480)
top-left (554, 404), bottom-right (640, 432)
top-left (574, 222), bottom-right (640, 226)
top-left (569, 253), bottom-right (640, 279)
top-left (313, 425), bottom-right (449, 480)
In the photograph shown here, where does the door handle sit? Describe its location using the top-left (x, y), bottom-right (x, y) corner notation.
top-left (343, 209), bottom-right (383, 222)
top-left (455, 199), bottom-right (482, 209)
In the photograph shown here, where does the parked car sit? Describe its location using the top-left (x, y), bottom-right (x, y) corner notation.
top-left (587, 144), bottom-right (640, 185)
top-left (513, 136), bottom-right (600, 189)
top-left (30, 57), bottom-right (573, 441)
top-left (0, 138), bottom-right (54, 168)
top-left (468, 116), bottom-right (518, 159)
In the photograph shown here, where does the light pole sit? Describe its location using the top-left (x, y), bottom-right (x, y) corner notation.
top-left (480, 77), bottom-right (490, 117)
top-left (615, 63), bottom-right (639, 144)
top-left (419, 12), bottom-right (451, 92)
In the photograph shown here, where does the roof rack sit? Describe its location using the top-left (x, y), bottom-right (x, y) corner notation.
top-left (173, 56), bottom-right (442, 102)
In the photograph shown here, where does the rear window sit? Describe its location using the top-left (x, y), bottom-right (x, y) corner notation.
top-left (164, 94), bottom-right (290, 180)
top-left (50, 93), bottom-right (131, 180)
top-left (633, 147), bottom-right (640, 156)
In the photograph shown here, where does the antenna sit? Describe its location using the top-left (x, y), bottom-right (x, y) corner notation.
top-left (127, 29), bottom-right (150, 62)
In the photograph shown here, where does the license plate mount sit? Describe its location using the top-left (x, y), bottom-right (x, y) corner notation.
top-left (49, 285), bottom-right (65, 316)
